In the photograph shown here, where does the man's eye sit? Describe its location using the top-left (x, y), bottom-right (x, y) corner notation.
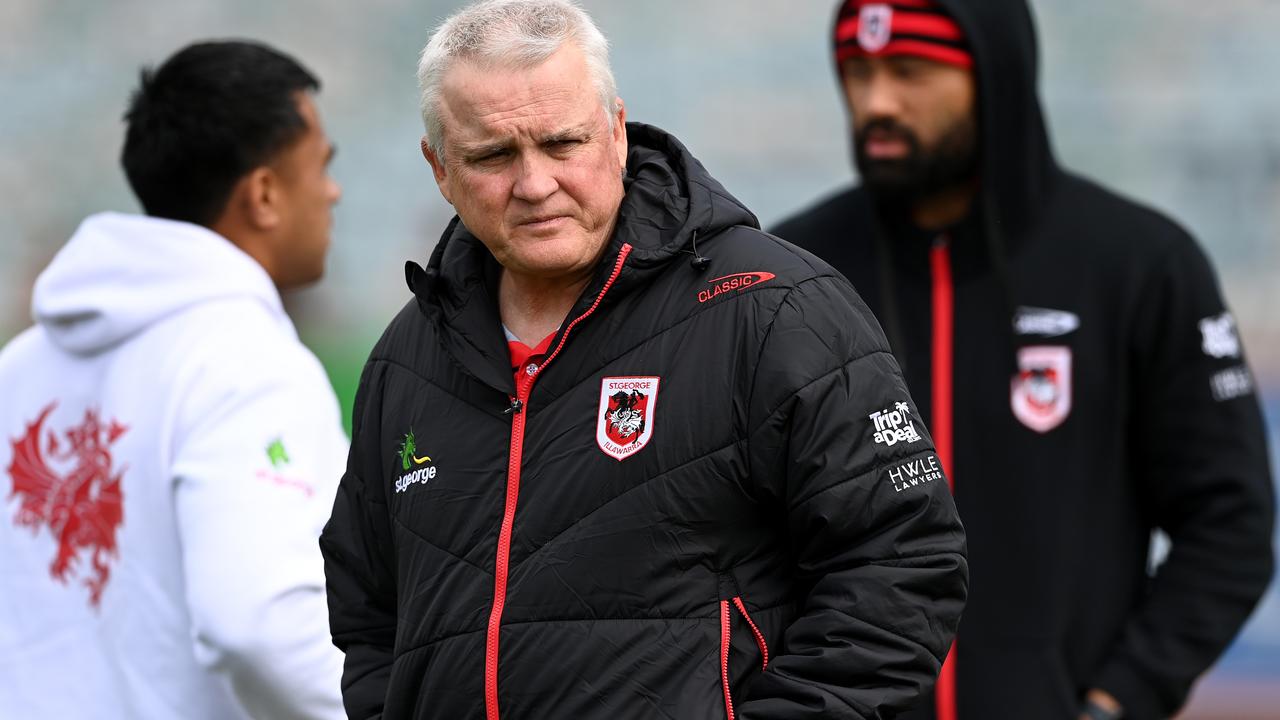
top-left (891, 58), bottom-right (930, 79)
top-left (843, 60), bottom-right (871, 79)
top-left (471, 150), bottom-right (509, 165)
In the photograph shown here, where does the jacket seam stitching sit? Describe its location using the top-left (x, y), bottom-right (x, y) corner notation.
top-left (514, 438), bottom-right (741, 567)
top-left (745, 275), bottom-right (887, 436)
top-left (748, 349), bottom-right (895, 439)
top-left (392, 515), bottom-right (491, 576)
top-left (787, 446), bottom-right (938, 510)
top-left (827, 604), bottom-right (951, 666)
top-left (525, 286), bottom-right (783, 412)
top-left (366, 356), bottom-right (510, 417)
top-left (394, 614), bottom-right (726, 661)
top-left (742, 671), bottom-right (873, 718)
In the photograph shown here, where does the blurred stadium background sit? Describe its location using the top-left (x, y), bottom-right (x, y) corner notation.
top-left (2, 1), bottom-right (1277, 716)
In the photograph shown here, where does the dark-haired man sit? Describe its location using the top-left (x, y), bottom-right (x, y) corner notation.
top-left (773, 1), bottom-right (1275, 719)
top-left (0, 41), bottom-right (345, 719)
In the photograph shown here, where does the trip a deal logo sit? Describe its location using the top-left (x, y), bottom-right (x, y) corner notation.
top-left (697, 271), bottom-right (776, 304)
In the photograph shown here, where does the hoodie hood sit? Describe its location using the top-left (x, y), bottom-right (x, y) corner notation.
top-left (827, 0), bottom-right (1057, 372)
top-left (33, 212), bottom-right (289, 355)
top-left (833, 0), bottom-right (1057, 240)
top-left (937, 0), bottom-right (1057, 239)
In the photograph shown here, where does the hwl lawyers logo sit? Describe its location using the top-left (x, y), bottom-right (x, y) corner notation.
top-left (887, 454), bottom-right (944, 493)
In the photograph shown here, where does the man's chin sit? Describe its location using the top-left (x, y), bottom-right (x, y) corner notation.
top-left (860, 174), bottom-right (927, 205)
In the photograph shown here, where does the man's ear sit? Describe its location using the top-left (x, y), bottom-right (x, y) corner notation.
top-left (238, 166), bottom-right (282, 231)
top-left (422, 136), bottom-right (453, 206)
top-left (611, 98), bottom-right (628, 170)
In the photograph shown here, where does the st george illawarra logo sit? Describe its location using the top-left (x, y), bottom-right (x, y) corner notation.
top-left (1010, 346), bottom-right (1072, 433)
top-left (857, 4), bottom-right (894, 53)
top-left (597, 377), bottom-right (659, 461)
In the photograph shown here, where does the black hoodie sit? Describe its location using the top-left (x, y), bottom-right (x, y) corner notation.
top-left (322, 123), bottom-right (967, 719)
top-left (772, 1), bottom-right (1275, 719)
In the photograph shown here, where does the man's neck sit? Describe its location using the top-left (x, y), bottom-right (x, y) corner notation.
top-left (911, 178), bottom-right (978, 231)
top-left (498, 269), bottom-right (592, 345)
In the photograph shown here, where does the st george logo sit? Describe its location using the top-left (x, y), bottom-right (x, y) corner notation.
top-left (398, 429), bottom-right (432, 471)
top-left (597, 377), bottom-right (659, 461)
top-left (395, 429), bottom-right (437, 494)
top-left (858, 4), bottom-right (893, 53)
top-left (1010, 346), bottom-right (1072, 433)
top-left (7, 403), bottom-right (129, 608)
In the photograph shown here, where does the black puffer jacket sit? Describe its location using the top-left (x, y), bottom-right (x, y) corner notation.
top-left (773, 1), bottom-right (1275, 718)
top-left (321, 123), bottom-right (967, 720)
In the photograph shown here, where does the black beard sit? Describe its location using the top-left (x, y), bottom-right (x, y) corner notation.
top-left (853, 115), bottom-right (978, 207)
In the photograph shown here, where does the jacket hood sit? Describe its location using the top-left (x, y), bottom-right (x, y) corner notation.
top-left (32, 212), bottom-right (288, 355)
top-left (413, 122), bottom-right (758, 312)
top-left (404, 122), bottom-right (758, 396)
top-left (610, 122), bottom-right (759, 272)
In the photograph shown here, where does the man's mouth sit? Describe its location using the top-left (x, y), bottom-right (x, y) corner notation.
top-left (516, 214), bottom-right (572, 232)
top-left (862, 130), bottom-right (912, 160)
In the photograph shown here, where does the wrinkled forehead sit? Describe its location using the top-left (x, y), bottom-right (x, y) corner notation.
top-left (437, 46), bottom-right (601, 143)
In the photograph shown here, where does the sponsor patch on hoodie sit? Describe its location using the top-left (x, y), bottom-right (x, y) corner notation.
top-left (1199, 312), bottom-right (1241, 359)
top-left (1013, 306), bottom-right (1079, 338)
top-left (1209, 365), bottom-right (1254, 402)
top-left (256, 436), bottom-right (314, 497)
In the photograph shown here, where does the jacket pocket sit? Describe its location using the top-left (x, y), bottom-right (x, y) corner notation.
top-left (719, 595), bottom-right (770, 720)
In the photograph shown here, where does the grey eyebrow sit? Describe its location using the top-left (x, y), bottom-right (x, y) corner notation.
top-left (456, 139), bottom-right (515, 159)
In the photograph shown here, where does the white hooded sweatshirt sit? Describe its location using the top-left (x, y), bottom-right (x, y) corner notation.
top-left (0, 213), bottom-right (347, 719)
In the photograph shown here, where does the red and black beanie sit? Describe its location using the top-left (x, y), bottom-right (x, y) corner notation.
top-left (833, 0), bottom-right (973, 69)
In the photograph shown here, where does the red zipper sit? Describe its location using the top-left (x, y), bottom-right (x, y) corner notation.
top-left (930, 237), bottom-right (958, 720)
top-left (732, 597), bottom-right (769, 670)
top-left (720, 596), bottom-right (770, 720)
top-left (720, 600), bottom-right (735, 720)
top-left (484, 244), bottom-right (633, 720)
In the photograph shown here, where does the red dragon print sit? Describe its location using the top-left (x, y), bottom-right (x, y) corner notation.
top-left (7, 403), bottom-right (129, 608)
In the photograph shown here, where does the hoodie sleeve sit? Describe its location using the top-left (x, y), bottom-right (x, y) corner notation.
top-left (1091, 233), bottom-right (1275, 719)
top-left (320, 359), bottom-right (398, 720)
top-left (737, 275), bottom-right (969, 720)
top-left (171, 343), bottom-right (348, 720)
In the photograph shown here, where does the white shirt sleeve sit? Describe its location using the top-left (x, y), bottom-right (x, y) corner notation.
top-left (171, 342), bottom-right (348, 720)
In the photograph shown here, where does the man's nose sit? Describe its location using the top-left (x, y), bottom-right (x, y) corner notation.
top-left (512, 152), bottom-right (559, 203)
top-left (862, 71), bottom-right (905, 119)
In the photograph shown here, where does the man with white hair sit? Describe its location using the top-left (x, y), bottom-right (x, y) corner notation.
top-left (321, 2), bottom-right (968, 718)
